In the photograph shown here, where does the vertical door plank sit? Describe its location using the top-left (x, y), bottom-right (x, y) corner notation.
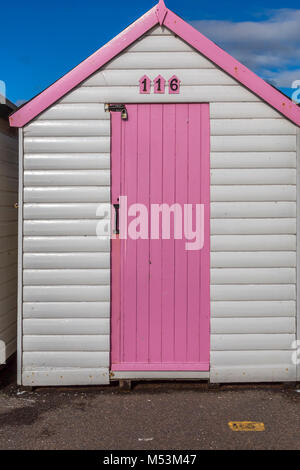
top-left (149, 104), bottom-right (163, 363)
top-left (136, 105), bottom-right (150, 363)
top-left (174, 104), bottom-right (189, 363)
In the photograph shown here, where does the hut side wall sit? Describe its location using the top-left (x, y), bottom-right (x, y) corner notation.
top-left (0, 116), bottom-right (18, 365)
top-left (21, 26), bottom-right (298, 385)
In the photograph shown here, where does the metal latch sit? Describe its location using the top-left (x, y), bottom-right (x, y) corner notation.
top-left (105, 103), bottom-right (128, 120)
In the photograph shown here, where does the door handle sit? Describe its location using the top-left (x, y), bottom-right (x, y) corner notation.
top-left (113, 203), bottom-right (120, 235)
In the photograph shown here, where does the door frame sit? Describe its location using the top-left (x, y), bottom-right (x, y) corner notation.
top-left (110, 103), bottom-right (211, 376)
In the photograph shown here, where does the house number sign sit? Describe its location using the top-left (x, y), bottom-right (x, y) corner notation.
top-left (139, 75), bottom-right (181, 94)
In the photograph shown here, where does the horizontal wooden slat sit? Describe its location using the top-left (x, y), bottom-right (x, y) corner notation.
top-left (24, 170), bottom-right (110, 186)
top-left (23, 286), bottom-right (110, 302)
top-left (24, 186), bottom-right (110, 203)
top-left (211, 218), bottom-right (296, 234)
top-left (211, 300), bottom-right (295, 318)
top-left (211, 152), bottom-right (296, 169)
top-left (23, 335), bottom-right (110, 352)
top-left (210, 102), bottom-right (284, 119)
top-left (210, 364), bottom-right (296, 383)
top-left (64, 85), bottom-right (258, 104)
top-left (24, 203), bottom-right (111, 219)
top-left (211, 350), bottom-right (296, 366)
top-left (211, 317), bottom-right (295, 334)
top-left (211, 333), bottom-right (295, 350)
top-left (211, 202), bottom-right (296, 218)
top-left (23, 252), bottom-right (110, 269)
top-left (23, 351), bottom-right (109, 368)
top-left (211, 169), bottom-right (296, 185)
top-left (24, 154), bottom-right (110, 170)
top-left (24, 220), bottom-right (106, 236)
top-left (24, 137), bottom-right (110, 154)
top-left (211, 252), bottom-right (296, 268)
top-left (38, 103), bottom-right (109, 120)
top-left (127, 35), bottom-right (193, 52)
top-left (22, 368), bottom-right (109, 386)
top-left (211, 268), bottom-right (295, 285)
top-left (23, 269), bottom-right (110, 285)
top-left (23, 318), bottom-right (109, 335)
top-left (211, 135), bottom-right (296, 152)
top-left (24, 236), bottom-right (110, 252)
top-left (211, 235), bottom-right (296, 252)
top-left (25, 120), bottom-right (110, 137)
top-left (211, 119), bottom-right (295, 136)
top-left (104, 52), bottom-right (216, 69)
top-left (211, 285), bottom-right (295, 301)
top-left (23, 302), bottom-right (110, 318)
top-left (0, 308), bottom-right (17, 332)
top-left (211, 186), bottom-right (296, 202)
top-left (84, 68), bottom-right (236, 86)
top-left (0, 322), bottom-right (17, 345)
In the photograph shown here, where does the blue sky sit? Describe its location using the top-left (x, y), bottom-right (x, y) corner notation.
top-left (1, 0), bottom-right (299, 105)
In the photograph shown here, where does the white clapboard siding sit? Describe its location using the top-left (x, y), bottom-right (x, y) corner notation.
top-left (85, 69), bottom-right (237, 86)
top-left (210, 102), bottom-right (286, 119)
top-left (24, 154), bottom-right (110, 170)
top-left (211, 119), bottom-right (296, 136)
top-left (24, 220), bottom-right (103, 236)
top-left (103, 52), bottom-right (216, 69)
top-left (24, 170), bottom-right (110, 187)
top-left (23, 286), bottom-right (110, 302)
top-left (23, 302), bottom-right (110, 319)
top-left (211, 219), bottom-right (296, 235)
top-left (0, 117), bottom-right (18, 365)
top-left (23, 318), bottom-right (109, 335)
top-left (23, 335), bottom-right (110, 352)
top-left (23, 269), bottom-right (111, 286)
top-left (25, 120), bottom-right (110, 137)
top-left (24, 187), bottom-right (111, 203)
top-left (24, 137), bottom-right (110, 154)
top-left (211, 285), bottom-right (295, 301)
top-left (211, 135), bottom-right (296, 152)
top-left (38, 103), bottom-right (109, 120)
top-left (211, 169), bottom-right (296, 185)
top-left (211, 317), bottom-right (295, 334)
top-left (21, 25), bottom-right (299, 385)
top-left (211, 252), bottom-right (296, 268)
top-left (211, 235), bottom-right (296, 252)
top-left (22, 369), bottom-right (110, 386)
top-left (211, 268), bottom-right (295, 285)
top-left (23, 253), bottom-right (110, 269)
top-left (211, 334), bottom-right (295, 350)
top-left (211, 153), bottom-right (296, 169)
top-left (23, 236), bottom-right (110, 252)
top-left (23, 352), bottom-right (109, 369)
top-left (24, 203), bottom-right (111, 219)
top-left (211, 202), bottom-right (296, 218)
top-left (211, 186), bottom-right (296, 202)
top-left (64, 85), bottom-right (259, 104)
top-left (211, 301), bottom-right (296, 318)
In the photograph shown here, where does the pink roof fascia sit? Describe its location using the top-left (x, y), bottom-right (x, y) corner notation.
top-left (10, 1), bottom-right (300, 128)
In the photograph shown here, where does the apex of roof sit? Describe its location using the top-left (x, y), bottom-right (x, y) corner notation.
top-left (9, 1), bottom-right (300, 128)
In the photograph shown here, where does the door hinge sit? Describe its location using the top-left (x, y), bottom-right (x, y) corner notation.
top-left (105, 103), bottom-right (128, 120)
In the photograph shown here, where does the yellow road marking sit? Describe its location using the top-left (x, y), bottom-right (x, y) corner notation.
top-left (228, 421), bottom-right (265, 432)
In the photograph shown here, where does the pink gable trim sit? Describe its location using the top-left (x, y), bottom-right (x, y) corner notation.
top-left (10, 1), bottom-right (300, 128)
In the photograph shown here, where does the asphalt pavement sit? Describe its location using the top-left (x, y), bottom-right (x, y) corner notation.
top-left (0, 359), bottom-right (299, 450)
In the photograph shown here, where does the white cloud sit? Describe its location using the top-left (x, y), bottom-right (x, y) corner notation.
top-left (191, 9), bottom-right (300, 88)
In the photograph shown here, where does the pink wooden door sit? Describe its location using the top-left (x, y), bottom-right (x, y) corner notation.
top-left (111, 104), bottom-right (210, 371)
